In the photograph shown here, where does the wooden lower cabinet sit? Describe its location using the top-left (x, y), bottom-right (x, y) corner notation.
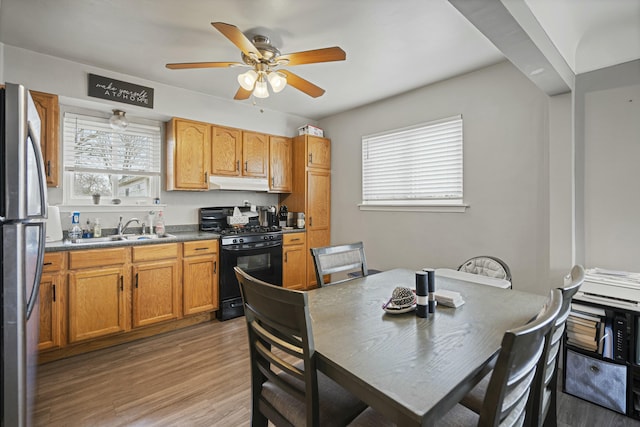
top-left (38, 273), bottom-right (62, 350)
top-left (283, 232), bottom-right (306, 290)
top-left (67, 248), bottom-right (128, 343)
top-left (41, 240), bottom-right (223, 361)
top-left (68, 266), bottom-right (127, 343)
top-left (182, 240), bottom-right (219, 315)
top-left (39, 252), bottom-right (66, 350)
top-left (131, 244), bottom-right (180, 328)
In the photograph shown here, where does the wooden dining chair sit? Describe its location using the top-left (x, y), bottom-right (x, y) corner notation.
top-left (349, 289), bottom-right (562, 427)
top-left (234, 266), bottom-right (367, 426)
top-left (457, 255), bottom-right (512, 287)
top-left (310, 241), bottom-right (371, 287)
top-left (459, 266), bottom-right (585, 427)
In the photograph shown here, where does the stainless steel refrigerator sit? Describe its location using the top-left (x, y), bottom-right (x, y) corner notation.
top-left (1, 83), bottom-right (48, 426)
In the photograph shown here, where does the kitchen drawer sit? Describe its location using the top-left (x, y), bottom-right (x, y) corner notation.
top-left (69, 247), bottom-right (128, 269)
top-left (183, 240), bottom-right (217, 257)
top-left (283, 233), bottom-right (305, 246)
top-left (132, 243), bottom-right (178, 262)
top-left (565, 349), bottom-right (627, 414)
top-left (42, 252), bottom-right (65, 272)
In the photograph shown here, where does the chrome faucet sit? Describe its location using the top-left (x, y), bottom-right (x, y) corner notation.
top-left (117, 216), bottom-right (141, 235)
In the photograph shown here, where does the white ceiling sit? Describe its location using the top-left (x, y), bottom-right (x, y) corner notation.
top-left (0, 0), bottom-right (638, 120)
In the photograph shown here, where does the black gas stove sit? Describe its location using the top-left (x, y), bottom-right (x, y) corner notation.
top-left (199, 206), bottom-right (283, 321)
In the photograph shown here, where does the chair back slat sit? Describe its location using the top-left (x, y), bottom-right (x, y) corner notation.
top-left (479, 289), bottom-right (562, 427)
top-left (310, 242), bottom-right (369, 287)
top-left (525, 265), bottom-right (585, 427)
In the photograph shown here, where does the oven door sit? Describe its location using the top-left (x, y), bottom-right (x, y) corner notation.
top-left (220, 242), bottom-right (283, 302)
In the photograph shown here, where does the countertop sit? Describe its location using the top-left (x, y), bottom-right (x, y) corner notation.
top-left (45, 230), bottom-right (220, 252)
top-left (45, 227), bottom-right (306, 252)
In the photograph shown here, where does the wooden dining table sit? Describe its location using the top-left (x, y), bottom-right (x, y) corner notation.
top-left (306, 268), bottom-right (547, 426)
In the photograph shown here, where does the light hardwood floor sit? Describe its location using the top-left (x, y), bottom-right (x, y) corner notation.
top-left (35, 318), bottom-right (640, 426)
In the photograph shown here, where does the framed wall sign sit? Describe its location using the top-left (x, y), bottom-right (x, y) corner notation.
top-left (88, 73), bottom-right (154, 108)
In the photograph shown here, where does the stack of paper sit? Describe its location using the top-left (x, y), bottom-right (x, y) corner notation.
top-left (434, 290), bottom-right (464, 308)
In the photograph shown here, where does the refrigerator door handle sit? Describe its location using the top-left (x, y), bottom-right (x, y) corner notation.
top-left (25, 224), bottom-right (46, 320)
top-left (27, 118), bottom-right (48, 218)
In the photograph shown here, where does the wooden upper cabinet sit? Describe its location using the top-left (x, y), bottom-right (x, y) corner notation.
top-left (242, 131), bottom-right (269, 178)
top-left (211, 126), bottom-right (242, 177)
top-left (269, 136), bottom-right (292, 193)
top-left (166, 118), bottom-right (211, 191)
top-left (30, 91), bottom-right (60, 187)
top-left (307, 136), bottom-right (331, 170)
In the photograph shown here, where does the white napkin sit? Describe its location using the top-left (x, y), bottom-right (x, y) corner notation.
top-left (434, 290), bottom-right (465, 308)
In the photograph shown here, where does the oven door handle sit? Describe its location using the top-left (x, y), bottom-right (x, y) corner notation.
top-left (221, 242), bottom-right (282, 251)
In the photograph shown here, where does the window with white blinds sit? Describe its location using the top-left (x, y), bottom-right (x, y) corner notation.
top-left (62, 112), bottom-right (162, 205)
top-left (362, 115), bottom-right (463, 207)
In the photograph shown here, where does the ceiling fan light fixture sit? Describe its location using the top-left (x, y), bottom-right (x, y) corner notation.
top-left (237, 69), bottom-right (258, 90)
top-left (253, 79), bottom-right (269, 98)
top-left (109, 110), bottom-right (129, 131)
top-left (267, 71), bottom-right (287, 93)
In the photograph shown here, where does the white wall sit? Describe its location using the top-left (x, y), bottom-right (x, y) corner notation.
top-left (2, 45), bottom-right (315, 230)
top-left (574, 60), bottom-right (640, 272)
top-left (548, 93), bottom-right (574, 284)
top-left (584, 83), bottom-right (640, 270)
top-left (319, 61), bottom-right (561, 294)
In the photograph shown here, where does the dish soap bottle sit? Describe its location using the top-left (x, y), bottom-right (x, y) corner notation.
top-left (68, 211), bottom-right (82, 240)
top-left (154, 211), bottom-right (165, 235)
top-left (93, 218), bottom-right (102, 238)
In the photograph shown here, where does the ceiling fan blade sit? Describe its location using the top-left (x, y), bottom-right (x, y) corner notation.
top-left (166, 61), bottom-right (242, 69)
top-left (234, 86), bottom-right (252, 100)
top-left (279, 70), bottom-right (325, 98)
top-left (211, 22), bottom-right (263, 60)
top-left (278, 47), bottom-right (346, 66)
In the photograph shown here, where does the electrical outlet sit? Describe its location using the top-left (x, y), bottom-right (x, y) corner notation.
top-left (243, 199), bottom-right (249, 206)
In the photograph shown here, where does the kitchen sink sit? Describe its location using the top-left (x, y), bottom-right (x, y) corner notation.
top-left (69, 233), bottom-right (176, 245)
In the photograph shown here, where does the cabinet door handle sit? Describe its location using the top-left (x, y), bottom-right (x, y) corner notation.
top-left (195, 247), bottom-right (208, 251)
top-left (205, 171), bottom-right (208, 182)
top-left (309, 217), bottom-right (313, 227)
top-left (291, 238), bottom-right (300, 242)
top-left (245, 161), bottom-right (248, 172)
top-left (47, 160), bottom-right (51, 177)
top-left (135, 272), bottom-right (139, 289)
top-left (309, 153), bottom-right (313, 164)
top-left (213, 261), bottom-right (217, 274)
top-left (285, 252), bottom-right (288, 263)
top-left (52, 284), bottom-right (56, 302)
top-left (271, 177), bottom-right (274, 186)
top-left (120, 276), bottom-right (124, 291)
top-left (236, 160), bottom-right (240, 171)
top-left (43, 262), bottom-right (53, 266)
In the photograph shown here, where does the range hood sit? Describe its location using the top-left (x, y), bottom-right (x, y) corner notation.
top-left (208, 175), bottom-right (270, 192)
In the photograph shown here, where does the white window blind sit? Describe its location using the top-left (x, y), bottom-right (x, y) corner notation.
top-left (362, 115), bottom-right (463, 205)
top-left (63, 113), bottom-right (161, 176)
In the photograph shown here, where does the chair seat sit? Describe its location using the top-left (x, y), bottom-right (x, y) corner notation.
top-left (460, 372), bottom-right (490, 413)
top-left (263, 369), bottom-right (367, 427)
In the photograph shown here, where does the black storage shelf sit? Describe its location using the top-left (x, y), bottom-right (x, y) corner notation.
top-left (563, 299), bottom-right (640, 420)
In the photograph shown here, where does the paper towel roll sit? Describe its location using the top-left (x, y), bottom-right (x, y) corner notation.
top-left (46, 206), bottom-right (63, 242)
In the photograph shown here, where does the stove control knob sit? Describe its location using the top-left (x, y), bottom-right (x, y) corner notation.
top-left (239, 238), bottom-right (244, 243)
top-left (269, 235), bottom-right (275, 240)
top-left (232, 239), bottom-right (238, 244)
top-left (263, 236), bottom-right (268, 241)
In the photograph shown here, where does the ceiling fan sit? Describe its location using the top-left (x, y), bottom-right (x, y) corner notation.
top-left (166, 22), bottom-right (346, 100)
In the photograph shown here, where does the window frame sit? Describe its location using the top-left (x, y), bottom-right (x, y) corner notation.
top-left (61, 106), bottom-right (162, 208)
top-left (360, 115), bottom-right (468, 213)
